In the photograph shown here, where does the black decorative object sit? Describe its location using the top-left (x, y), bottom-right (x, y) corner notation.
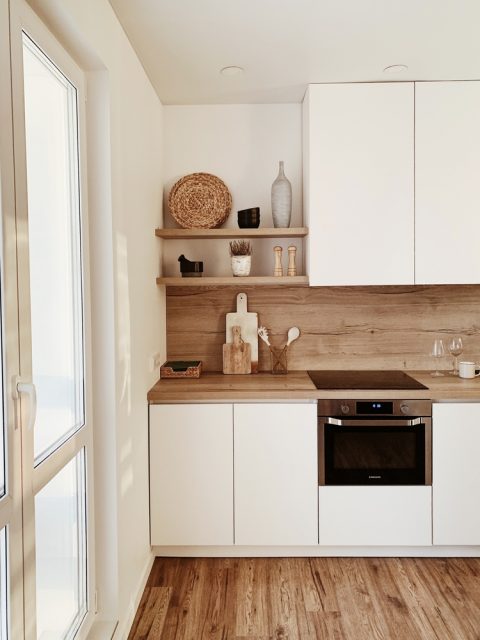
top-left (237, 207), bottom-right (260, 228)
top-left (178, 254), bottom-right (203, 277)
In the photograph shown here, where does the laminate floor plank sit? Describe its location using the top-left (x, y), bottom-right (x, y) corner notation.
top-left (161, 559), bottom-right (201, 640)
top-left (319, 558), bottom-right (357, 639)
top-left (405, 559), bottom-right (459, 639)
top-left (198, 559), bottom-right (231, 640)
top-left (386, 559), bottom-right (435, 637)
top-left (364, 559), bottom-right (419, 640)
top-left (128, 557), bottom-right (480, 640)
top-left (266, 558), bottom-right (315, 640)
top-left (129, 587), bottom-right (172, 640)
top-left (342, 558), bottom-right (389, 640)
top-left (298, 559), bottom-right (322, 613)
top-left (407, 558), bottom-right (480, 640)
top-left (235, 558), bottom-right (270, 637)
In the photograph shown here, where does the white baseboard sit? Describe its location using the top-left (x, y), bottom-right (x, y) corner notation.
top-left (152, 545), bottom-right (480, 558)
top-left (113, 553), bottom-right (154, 640)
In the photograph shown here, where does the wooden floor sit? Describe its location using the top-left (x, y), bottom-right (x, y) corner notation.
top-left (128, 557), bottom-right (480, 640)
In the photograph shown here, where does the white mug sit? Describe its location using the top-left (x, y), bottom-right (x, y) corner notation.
top-left (458, 361), bottom-right (480, 379)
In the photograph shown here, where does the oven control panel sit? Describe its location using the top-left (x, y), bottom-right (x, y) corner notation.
top-left (356, 401), bottom-right (393, 414)
top-left (317, 399), bottom-right (432, 417)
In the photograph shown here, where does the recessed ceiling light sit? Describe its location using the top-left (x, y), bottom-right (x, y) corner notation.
top-left (383, 64), bottom-right (409, 74)
top-left (220, 66), bottom-right (244, 77)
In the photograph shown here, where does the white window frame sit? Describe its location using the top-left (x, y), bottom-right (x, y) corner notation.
top-left (0, 0), bottom-right (24, 636)
top-left (9, 0), bottom-right (96, 638)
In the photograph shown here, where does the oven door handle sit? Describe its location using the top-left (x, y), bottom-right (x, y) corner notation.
top-left (324, 417), bottom-right (424, 427)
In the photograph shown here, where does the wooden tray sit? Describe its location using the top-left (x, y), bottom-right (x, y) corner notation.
top-left (160, 360), bottom-right (202, 379)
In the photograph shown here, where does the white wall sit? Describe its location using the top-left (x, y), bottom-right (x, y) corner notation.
top-left (163, 104), bottom-right (303, 277)
top-left (24, 0), bottom-right (165, 636)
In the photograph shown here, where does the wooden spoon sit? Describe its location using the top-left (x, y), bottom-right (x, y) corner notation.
top-left (286, 326), bottom-right (300, 346)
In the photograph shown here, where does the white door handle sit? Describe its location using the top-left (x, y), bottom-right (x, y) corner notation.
top-left (13, 377), bottom-right (37, 431)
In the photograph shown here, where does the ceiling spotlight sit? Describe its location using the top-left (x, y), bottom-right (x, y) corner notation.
top-left (383, 64), bottom-right (409, 74)
top-left (220, 65), bottom-right (245, 77)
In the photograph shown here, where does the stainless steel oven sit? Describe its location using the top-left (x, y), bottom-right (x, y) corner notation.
top-left (318, 399), bottom-right (432, 486)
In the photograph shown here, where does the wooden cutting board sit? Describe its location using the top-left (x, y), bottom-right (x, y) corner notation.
top-left (226, 292), bottom-right (258, 373)
top-left (223, 326), bottom-right (251, 374)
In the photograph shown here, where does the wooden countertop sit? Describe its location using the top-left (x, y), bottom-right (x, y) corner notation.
top-left (147, 371), bottom-right (480, 403)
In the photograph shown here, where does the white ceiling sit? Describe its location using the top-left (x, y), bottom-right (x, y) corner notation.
top-left (108, 0), bottom-right (480, 104)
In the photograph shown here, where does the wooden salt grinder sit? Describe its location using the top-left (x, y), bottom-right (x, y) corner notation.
top-left (273, 246), bottom-right (283, 276)
top-left (287, 245), bottom-right (297, 276)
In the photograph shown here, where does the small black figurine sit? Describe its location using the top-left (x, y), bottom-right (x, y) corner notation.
top-left (178, 254), bottom-right (204, 278)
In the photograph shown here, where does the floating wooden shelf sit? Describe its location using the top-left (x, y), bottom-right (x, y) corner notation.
top-left (155, 227), bottom-right (308, 240)
top-left (155, 227), bottom-right (308, 287)
top-left (156, 276), bottom-right (309, 287)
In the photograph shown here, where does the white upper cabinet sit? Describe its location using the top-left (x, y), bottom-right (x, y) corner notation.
top-left (303, 83), bottom-right (414, 286)
top-left (415, 82), bottom-right (480, 284)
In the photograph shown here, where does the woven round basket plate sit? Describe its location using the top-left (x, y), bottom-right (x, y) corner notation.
top-left (168, 172), bottom-right (232, 229)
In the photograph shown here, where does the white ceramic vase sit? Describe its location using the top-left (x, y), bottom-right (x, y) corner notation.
top-left (231, 255), bottom-right (251, 276)
top-left (271, 160), bottom-right (292, 228)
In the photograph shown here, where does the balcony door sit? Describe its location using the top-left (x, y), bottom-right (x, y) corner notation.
top-left (4, 0), bottom-right (96, 638)
top-left (0, 0), bottom-right (25, 636)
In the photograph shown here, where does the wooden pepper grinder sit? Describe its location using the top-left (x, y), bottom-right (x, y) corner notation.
top-left (287, 245), bottom-right (297, 276)
top-left (273, 246), bottom-right (283, 276)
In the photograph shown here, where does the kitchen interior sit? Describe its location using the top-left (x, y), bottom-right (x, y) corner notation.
top-left (138, 5), bottom-right (480, 638)
top-left (3, 0), bottom-right (480, 639)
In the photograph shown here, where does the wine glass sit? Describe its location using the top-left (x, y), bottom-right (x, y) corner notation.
top-left (431, 339), bottom-right (445, 377)
top-left (448, 337), bottom-right (464, 376)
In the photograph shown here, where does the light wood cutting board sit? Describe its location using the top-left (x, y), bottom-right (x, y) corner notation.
top-left (226, 292), bottom-right (258, 373)
top-left (223, 326), bottom-right (251, 374)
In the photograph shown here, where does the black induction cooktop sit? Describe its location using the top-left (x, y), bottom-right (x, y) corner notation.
top-left (307, 370), bottom-right (428, 390)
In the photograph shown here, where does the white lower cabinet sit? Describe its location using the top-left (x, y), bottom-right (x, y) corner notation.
top-left (149, 404), bottom-right (234, 546)
top-left (433, 403), bottom-right (480, 545)
top-left (234, 403), bottom-right (318, 545)
top-left (319, 486), bottom-right (432, 546)
top-left (150, 401), bottom-right (480, 550)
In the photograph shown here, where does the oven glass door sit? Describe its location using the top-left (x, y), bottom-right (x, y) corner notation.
top-left (323, 421), bottom-right (426, 485)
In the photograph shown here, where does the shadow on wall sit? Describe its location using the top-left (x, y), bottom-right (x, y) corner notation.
top-left (116, 232), bottom-right (131, 414)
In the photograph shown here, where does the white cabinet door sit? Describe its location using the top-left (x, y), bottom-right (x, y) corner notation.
top-left (234, 403), bottom-right (318, 545)
top-left (319, 487), bottom-right (432, 546)
top-left (416, 82), bottom-right (480, 284)
top-left (303, 83), bottom-right (414, 286)
top-left (150, 404), bottom-right (234, 546)
top-left (433, 403), bottom-right (480, 545)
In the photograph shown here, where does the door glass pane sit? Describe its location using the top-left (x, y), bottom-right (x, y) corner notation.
top-left (35, 450), bottom-right (86, 639)
top-left (0, 527), bottom-right (7, 639)
top-left (22, 34), bottom-right (84, 465)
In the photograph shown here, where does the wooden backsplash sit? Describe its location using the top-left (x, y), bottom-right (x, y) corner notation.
top-left (166, 285), bottom-right (480, 372)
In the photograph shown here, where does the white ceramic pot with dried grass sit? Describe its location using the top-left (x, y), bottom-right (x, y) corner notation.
top-left (231, 255), bottom-right (251, 276)
top-left (230, 240), bottom-right (252, 277)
